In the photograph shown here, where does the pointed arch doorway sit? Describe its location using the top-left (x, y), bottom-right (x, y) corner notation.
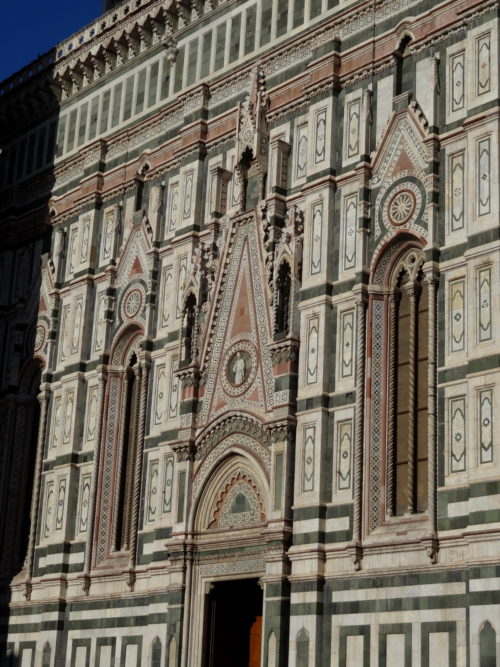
top-left (203, 578), bottom-right (263, 667)
top-left (184, 437), bottom-right (270, 667)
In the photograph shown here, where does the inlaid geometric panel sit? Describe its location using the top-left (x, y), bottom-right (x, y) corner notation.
top-left (476, 33), bottom-right (491, 97)
top-left (369, 299), bottom-right (384, 530)
top-left (450, 51), bottom-right (465, 112)
top-left (450, 280), bottom-right (465, 352)
top-left (477, 137), bottom-right (490, 216)
top-left (51, 395), bottom-right (62, 449)
top-left (62, 390), bottom-right (74, 445)
top-left (71, 298), bottom-right (83, 354)
top-left (302, 425), bottom-right (315, 492)
top-left (314, 109), bottom-right (326, 164)
top-left (296, 124), bottom-right (308, 179)
top-left (477, 267), bottom-right (492, 343)
top-left (68, 227), bottom-right (78, 277)
top-left (169, 357), bottom-right (180, 418)
top-left (478, 388), bottom-right (493, 464)
top-left (450, 152), bottom-right (464, 231)
top-left (183, 172), bottom-right (194, 219)
top-left (167, 181), bottom-right (179, 233)
top-left (94, 291), bottom-right (107, 352)
top-left (343, 194), bottom-right (357, 270)
top-left (339, 310), bottom-right (355, 379)
top-left (78, 473), bottom-right (91, 534)
top-left (450, 396), bottom-right (466, 473)
top-left (310, 203), bottom-right (322, 276)
top-left (79, 215), bottom-right (91, 264)
top-left (153, 364), bottom-right (167, 427)
top-left (337, 419), bottom-right (353, 491)
top-left (59, 304), bottom-right (71, 362)
top-left (85, 385), bottom-right (98, 442)
top-left (55, 477), bottom-right (67, 531)
top-left (162, 456), bottom-right (174, 514)
top-left (346, 98), bottom-right (361, 159)
top-left (147, 459), bottom-right (159, 523)
top-left (160, 265), bottom-right (173, 328)
top-left (306, 316), bottom-right (319, 384)
top-left (176, 256), bottom-right (188, 319)
top-left (101, 208), bottom-right (115, 262)
top-left (43, 480), bottom-right (54, 538)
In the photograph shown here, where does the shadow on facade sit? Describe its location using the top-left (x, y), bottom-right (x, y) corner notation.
top-left (0, 46), bottom-right (58, 665)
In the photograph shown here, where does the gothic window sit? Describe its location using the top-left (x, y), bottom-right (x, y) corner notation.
top-left (182, 293), bottom-right (197, 364)
top-left (387, 248), bottom-right (429, 515)
top-left (115, 352), bottom-right (140, 551)
top-left (296, 628), bottom-right (310, 667)
top-left (135, 178), bottom-right (145, 211)
top-left (395, 34), bottom-right (413, 95)
top-left (42, 642), bottom-right (51, 667)
top-left (151, 637), bottom-right (162, 667)
top-left (275, 262), bottom-right (291, 336)
top-left (479, 622), bottom-right (496, 667)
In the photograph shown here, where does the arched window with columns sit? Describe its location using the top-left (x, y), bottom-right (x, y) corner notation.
top-left (93, 326), bottom-right (150, 578)
top-left (387, 248), bottom-right (429, 515)
top-left (365, 237), bottom-right (438, 532)
top-left (114, 351), bottom-right (140, 552)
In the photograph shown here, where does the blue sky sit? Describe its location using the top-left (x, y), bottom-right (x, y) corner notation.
top-left (0, 0), bottom-right (104, 83)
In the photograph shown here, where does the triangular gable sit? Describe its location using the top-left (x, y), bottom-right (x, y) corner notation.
top-left (371, 105), bottom-right (431, 188)
top-left (198, 214), bottom-right (274, 426)
top-left (115, 220), bottom-right (152, 288)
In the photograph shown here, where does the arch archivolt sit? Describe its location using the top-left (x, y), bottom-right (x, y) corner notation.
top-left (191, 436), bottom-right (270, 534)
top-left (370, 232), bottom-right (425, 286)
top-left (109, 324), bottom-right (144, 367)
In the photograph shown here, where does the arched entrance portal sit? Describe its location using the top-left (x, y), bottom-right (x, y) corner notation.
top-left (204, 578), bottom-right (263, 667)
top-left (186, 441), bottom-right (270, 667)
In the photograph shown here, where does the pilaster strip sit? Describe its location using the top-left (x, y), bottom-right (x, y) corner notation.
top-left (82, 370), bottom-right (107, 594)
top-left (25, 387), bottom-right (50, 599)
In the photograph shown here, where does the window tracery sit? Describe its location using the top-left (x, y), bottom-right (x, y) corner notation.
top-left (115, 351), bottom-right (140, 551)
top-left (367, 239), bottom-right (437, 529)
top-left (387, 249), bottom-right (429, 515)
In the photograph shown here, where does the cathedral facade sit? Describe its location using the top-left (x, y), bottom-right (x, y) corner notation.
top-left (0, 0), bottom-right (499, 665)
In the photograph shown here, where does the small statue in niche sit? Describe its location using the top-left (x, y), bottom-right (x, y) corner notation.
top-left (227, 350), bottom-right (251, 387)
top-left (233, 352), bottom-right (246, 385)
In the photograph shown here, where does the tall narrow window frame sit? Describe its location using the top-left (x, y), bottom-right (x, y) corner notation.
top-left (366, 237), bottom-right (438, 533)
top-left (386, 248), bottom-right (429, 516)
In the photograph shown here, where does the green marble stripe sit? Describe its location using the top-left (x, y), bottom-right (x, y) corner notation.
top-left (290, 580), bottom-right (324, 594)
top-left (421, 621), bottom-right (456, 667)
top-left (294, 505), bottom-right (327, 521)
top-left (329, 568), bottom-right (465, 590)
top-left (329, 593), bottom-right (465, 615)
top-left (338, 625), bottom-right (370, 667)
top-left (293, 531), bottom-right (324, 545)
top-left (378, 623), bottom-right (412, 667)
top-left (296, 395), bottom-right (329, 411)
top-left (438, 354), bottom-right (500, 383)
top-left (120, 636), bottom-right (142, 667)
top-left (290, 602), bottom-right (324, 616)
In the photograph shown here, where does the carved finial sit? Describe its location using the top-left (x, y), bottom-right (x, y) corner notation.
top-left (163, 35), bottom-right (178, 65)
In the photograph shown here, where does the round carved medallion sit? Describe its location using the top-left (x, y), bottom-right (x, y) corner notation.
top-left (388, 189), bottom-right (416, 226)
top-left (121, 285), bottom-right (145, 321)
top-left (380, 179), bottom-right (424, 232)
top-left (222, 342), bottom-right (257, 397)
top-left (34, 325), bottom-right (46, 352)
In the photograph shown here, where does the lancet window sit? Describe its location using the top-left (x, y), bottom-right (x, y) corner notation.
top-left (115, 351), bottom-right (140, 551)
top-left (386, 248), bottom-right (429, 515)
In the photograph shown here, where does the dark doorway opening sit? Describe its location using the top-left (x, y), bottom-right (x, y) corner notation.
top-left (204, 578), bottom-right (263, 667)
